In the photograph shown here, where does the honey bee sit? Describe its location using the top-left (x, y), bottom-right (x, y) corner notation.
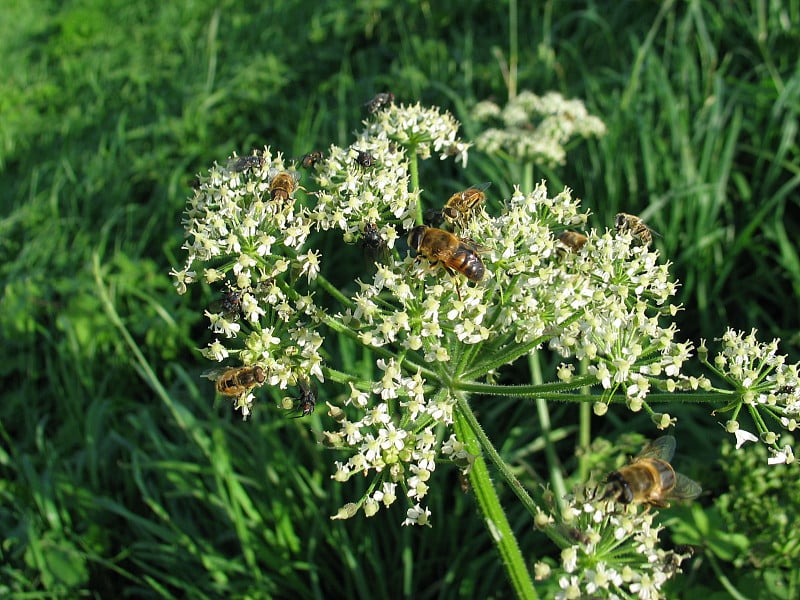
top-left (268, 169), bottom-right (302, 203)
top-left (442, 182), bottom-right (491, 228)
top-left (229, 153), bottom-right (265, 173)
top-left (296, 151), bottom-right (324, 169)
top-left (557, 230), bottom-right (588, 253)
top-left (364, 92), bottom-right (395, 114)
top-left (204, 365), bottom-right (266, 398)
top-left (361, 222), bottom-right (389, 262)
top-left (615, 213), bottom-right (653, 247)
top-left (604, 435), bottom-right (702, 509)
top-left (355, 150), bottom-right (375, 168)
top-left (408, 226), bottom-right (485, 283)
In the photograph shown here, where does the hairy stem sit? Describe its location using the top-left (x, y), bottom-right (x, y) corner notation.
top-left (453, 396), bottom-right (537, 599)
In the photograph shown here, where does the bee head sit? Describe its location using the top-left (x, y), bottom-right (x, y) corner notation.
top-left (604, 472), bottom-right (634, 504)
top-left (407, 225), bottom-right (427, 251)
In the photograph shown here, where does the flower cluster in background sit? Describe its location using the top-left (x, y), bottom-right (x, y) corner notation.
top-left (472, 90), bottom-right (606, 165)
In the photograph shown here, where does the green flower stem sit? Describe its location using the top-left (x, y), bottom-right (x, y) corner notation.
top-left (458, 380), bottom-right (738, 406)
top-left (323, 366), bottom-right (372, 388)
top-left (407, 145), bottom-right (423, 225)
top-left (316, 273), bottom-right (356, 310)
top-left (507, 0), bottom-right (518, 101)
top-left (577, 359), bottom-right (592, 481)
top-left (529, 352), bottom-right (567, 515)
top-left (458, 375), bottom-right (599, 396)
top-left (521, 160), bottom-right (534, 195)
top-left (749, 405), bottom-right (771, 436)
top-left (637, 391), bottom-right (737, 404)
top-left (706, 549), bottom-right (750, 600)
top-left (453, 397), bottom-right (538, 600)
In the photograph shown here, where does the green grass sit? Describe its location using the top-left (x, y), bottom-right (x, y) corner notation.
top-left (1, 0), bottom-right (798, 598)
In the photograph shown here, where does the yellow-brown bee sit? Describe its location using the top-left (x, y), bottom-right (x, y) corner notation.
top-left (364, 92), bottom-right (395, 114)
top-left (557, 230), bottom-right (588, 253)
top-left (268, 169), bottom-right (302, 203)
top-left (442, 182), bottom-right (491, 228)
top-left (361, 222), bottom-right (389, 262)
top-left (408, 226), bottom-right (485, 283)
top-left (204, 365), bottom-right (266, 398)
top-left (615, 213), bottom-right (653, 247)
top-left (604, 435), bottom-right (702, 509)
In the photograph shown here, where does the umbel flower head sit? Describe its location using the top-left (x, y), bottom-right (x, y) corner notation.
top-left (534, 483), bottom-right (693, 600)
top-left (702, 328), bottom-right (800, 464)
top-left (171, 95), bottom-right (696, 523)
top-left (472, 90), bottom-right (606, 166)
top-left (170, 147), bottom-right (324, 416)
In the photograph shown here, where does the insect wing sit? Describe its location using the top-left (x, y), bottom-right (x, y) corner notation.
top-left (201, 367), bottom-right (228, 381)
top-left (464, 181), bottom-right (492, 198)
top-left (460, 236), bottom-right (486, 254)
top-left (636, 435), bottom-right (676, 462)
top-left (669, 472), bottom-right (702, 502)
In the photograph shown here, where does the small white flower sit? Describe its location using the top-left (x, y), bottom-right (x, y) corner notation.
top-left (768, 445), bottom-right (795, 465)
top-left (402, 504), bottom-right (432, 527)
top-left (734, 428), bottom-right (758, 449)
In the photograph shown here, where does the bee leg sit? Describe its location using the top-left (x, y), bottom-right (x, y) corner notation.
top-left (441, 265), bottom-right (462, 301)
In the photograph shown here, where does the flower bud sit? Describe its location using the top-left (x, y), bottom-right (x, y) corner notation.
top-left (330, 503), bottom-right (359, 520)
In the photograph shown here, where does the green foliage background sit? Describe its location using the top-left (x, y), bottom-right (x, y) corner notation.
top-left (1, 0), bottom-right (798, 598)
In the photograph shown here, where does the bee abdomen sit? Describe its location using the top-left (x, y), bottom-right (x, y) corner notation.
top-left (453, 248), bottom-right (485, 282)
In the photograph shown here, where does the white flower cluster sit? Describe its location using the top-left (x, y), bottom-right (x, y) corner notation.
top-left (546, 229), bottom-right (702, 409)
top-left (536, 486), bottom-right (691, 599)
top-left (326, 361), bottom-right (451, 526)
top-left (707, 328), bottom-right (800, 464)
top-left (172, 97), bottom-right (713, 527)
top-left (472, 91), bottom-right (606, 166)
top-left (309, 136), bottom-right (417, 244)
top-left (364, 101), bottom-right (471, 166)
top-left (170, 147), bottom-right (324, 414)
